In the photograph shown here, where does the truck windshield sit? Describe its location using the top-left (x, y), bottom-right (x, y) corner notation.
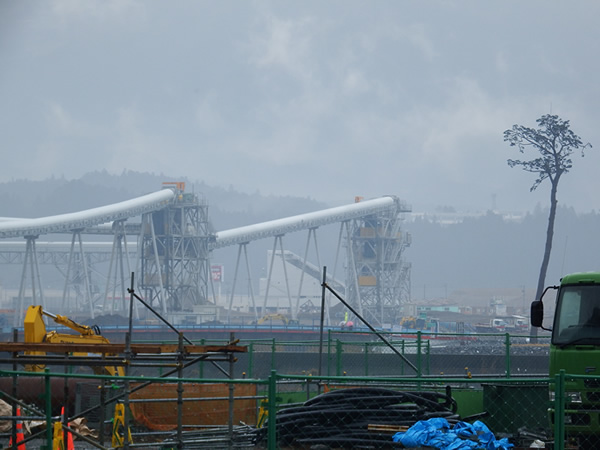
top-left (553, 285), bottom-right (600, 345)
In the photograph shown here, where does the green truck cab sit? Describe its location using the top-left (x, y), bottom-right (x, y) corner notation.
top-left (531, 272), bottom-right (600, 439)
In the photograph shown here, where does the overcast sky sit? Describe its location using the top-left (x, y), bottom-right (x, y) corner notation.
top-left (1, 1), bottom-right (599, 214)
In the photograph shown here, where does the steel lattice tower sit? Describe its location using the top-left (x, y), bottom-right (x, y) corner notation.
top-left (140, 183), bottom-right (212, 314)
top-left (345, 197), bottom-right (411, 327)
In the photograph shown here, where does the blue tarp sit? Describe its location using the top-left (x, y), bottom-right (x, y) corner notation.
top-left (392, 418), bottom-right (513, 450)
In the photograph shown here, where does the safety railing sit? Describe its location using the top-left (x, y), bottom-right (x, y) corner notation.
top-left (0, 370), bottom-right (588, 450)
top-left (137, 331), bottom-right (551, 379)
top-left (0, 368), bottom-right (589, 449)
top-left (0, 329), bottom-right (556, 449)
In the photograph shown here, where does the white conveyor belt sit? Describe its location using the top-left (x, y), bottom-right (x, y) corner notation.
top-left (213, 196), bottom-right (398, 248)
top-left (0, 189), bottom-right (175, 238)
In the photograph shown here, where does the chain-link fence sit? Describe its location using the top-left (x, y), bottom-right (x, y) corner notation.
top-left (257, 374), bottom-right (553, 449)
top-left (257, 371), bottom-right (591, 449)
top-left (550, 372), bottom-right (600, 449)
top-left (0, 369), bottom-right (268, 449)
top-left (0, 369), bottom-right (595, 449)
top-left (0, 369), bottom-right (590, 449)
top-left (1, 331), bottom-right (592, 449)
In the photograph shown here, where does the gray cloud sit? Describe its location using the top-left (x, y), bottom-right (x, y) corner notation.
top-left (1, 0), bottom-right (598, 213)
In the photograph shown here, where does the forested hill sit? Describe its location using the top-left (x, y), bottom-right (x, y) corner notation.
top-left (1, 171), bottom-right (599, 302)
top-left (0, 170), bottom-right (328, 231)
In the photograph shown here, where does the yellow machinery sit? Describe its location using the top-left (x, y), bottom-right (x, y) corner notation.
top-left (399, 316), bottom-right (428, 330)
top-left (112, 403), bottom-right (132, 447)
top-left (24, 305), bottom-right (124, 376)
top-left (255, 313), bottom-right (299, 326)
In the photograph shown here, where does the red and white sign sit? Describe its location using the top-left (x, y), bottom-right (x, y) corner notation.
top-left (211, 264), bottom-right (224, 282)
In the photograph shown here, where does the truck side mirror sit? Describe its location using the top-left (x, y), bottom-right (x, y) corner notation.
top-left (531, 300), bottom-right (544, 327)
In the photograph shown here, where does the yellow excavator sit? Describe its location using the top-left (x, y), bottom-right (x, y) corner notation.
top-left (255, 313), bottom-right (300, 326)
top-left (24, 305), bottom-right (124, 376)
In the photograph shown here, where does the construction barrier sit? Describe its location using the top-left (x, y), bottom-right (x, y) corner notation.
top-left (129, 382), bottom-right (257, 431)
top-left (0, 332), bottom-right (580, 449)
top-left (52, 406), bottom-right (74, 450)
top-left (9, 407), bottom-right (25, 450)
top-left (111, 403), bottom-right (132, 448)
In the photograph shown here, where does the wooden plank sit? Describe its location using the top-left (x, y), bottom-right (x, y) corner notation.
top-left (367, 424), bottom-right (409, 433)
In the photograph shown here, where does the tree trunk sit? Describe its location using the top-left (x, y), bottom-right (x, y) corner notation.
top-left (531, 180), bottom-right (559, 338)
top-left (535, 181), bottom-right (559, 301)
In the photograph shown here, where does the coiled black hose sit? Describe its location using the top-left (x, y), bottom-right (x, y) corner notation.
top-left (255, 387), bottom-right (460, 448)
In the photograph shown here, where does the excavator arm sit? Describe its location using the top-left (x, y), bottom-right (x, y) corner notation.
top-left (255, 313), bottom-right (299, 326)
top-left (24, 305), bottom-right (124, 377)
top-left (256, 313), bottom-right (289, 325)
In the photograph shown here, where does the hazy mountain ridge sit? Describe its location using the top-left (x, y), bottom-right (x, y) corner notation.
top-left (1, 171), bottom-right (599, 302)
top-left (0, 171), bottom-right (329, 230)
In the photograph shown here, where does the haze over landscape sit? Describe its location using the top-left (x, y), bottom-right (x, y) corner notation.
top-left (1, 2), bottom-right (599, 309)
top-left (1, 1), bottom-right (598, 214)
top-left (0, 171), bottom-right (599, 314)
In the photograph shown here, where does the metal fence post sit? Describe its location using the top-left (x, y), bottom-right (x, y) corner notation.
top-left (336, 340), bottom-right (343, 376)
top-left (426, 339), bottom-right (431, 375)
top-left (401, 340), bottom-right (405, 376)
top-left (364, 342), bottom-right (369, 376)
top-left (504, 333), bottom-right (511, 378)
top-left (99, 376), bottom-right (106, 446)
top-left (11, 328), bottom-right (18, 448)
top-left (327, 330), bottom-right (332, 376)
top-left (199, 338), bottom-right (205, 378)
top-left (267, 370), bottom-right (277, 450)
top-left (63, 354), bottom-right (70, 448)
top-left (554, 370), bottom-right (565, 450)
top-left (248, 342), bottom-right (254, 378)
top-left (416, 332), bottom-right (422, 378)
top-left (124, 332), bottom-right (131, 450)
top-left (177, 332), bottom-right (184, 449)
top-left (45, 368), bottom-right (52, 450)
top-left (228, 332), bottom-right (235, 450)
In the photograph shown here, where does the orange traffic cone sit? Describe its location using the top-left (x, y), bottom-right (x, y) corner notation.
top-left (61, 406), bottom-right (74, 450)
top-left (53, 407), bottom-right (74, 450)
top-left (9, 407), bottom-right (25, 450)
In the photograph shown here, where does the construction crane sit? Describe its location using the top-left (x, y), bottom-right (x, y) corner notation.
top-left (23, 305), bottom-right (124, 376)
